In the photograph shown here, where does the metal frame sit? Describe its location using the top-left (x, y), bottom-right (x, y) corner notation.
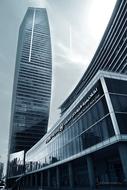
top-left (100, 76), bottom-right (120, 135)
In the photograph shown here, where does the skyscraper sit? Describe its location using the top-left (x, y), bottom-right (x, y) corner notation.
top-left (8, 7), bottom-right (52, 154)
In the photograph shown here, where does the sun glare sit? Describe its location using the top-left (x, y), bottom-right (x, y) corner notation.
top-left (88, 0), bottom-right (117, 41)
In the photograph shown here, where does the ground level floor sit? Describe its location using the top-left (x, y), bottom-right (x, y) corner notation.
top-left (7, 142), bottom-right (127, 190)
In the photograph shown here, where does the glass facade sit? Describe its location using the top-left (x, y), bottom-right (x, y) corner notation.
top-left (73, 158), bottom-right (89, 187)
top-left (8, 151), bottom-right (25, 177)
top-left (26, 79), bottom-right (115, 172)
top-left (8, 8), bottom-right (52, 154)
top-left (106, 78), bottom-right (127, 134)
top-left (94, 151), bottom-right (125, 185)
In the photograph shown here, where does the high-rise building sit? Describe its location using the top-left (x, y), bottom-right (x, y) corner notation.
top-left (8, 7), bottom-right (52, 154)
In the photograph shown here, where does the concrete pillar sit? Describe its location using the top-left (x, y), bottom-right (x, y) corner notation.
top-left (22, 176), bottom-right (25, 187)
top-left (22, 176), bottom-right (25, 188)
top-left (28, 175), bottom-right (30, 187)
top-left (40, 172), bottom-right (43, 187)
top-left (118, 143), bottom-right (127, 182)
top-left (30, 174), bottom-right (33, 187)
top-left (87, 156), bottom-right (96, 189)
top-left (26, 175), bottom-right (29, 187)
top-left (35, 173), bottom-right (38, 187)
top-left (68, 162), bottom-right (74, 188)
top-left (56, 166), bottom-right (60, 188)
top-left (47, 169), bottom-right (50, 187)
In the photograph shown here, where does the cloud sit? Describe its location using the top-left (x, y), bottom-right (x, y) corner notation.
top-left (55, 42), bottom-right (87, 67)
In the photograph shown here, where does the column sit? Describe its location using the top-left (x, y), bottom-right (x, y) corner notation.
top-left (40, 172), bottom-right (43, 187)
top-left (87, 155), bottom-right (96, 189)
top-left (22, 176), bottom-right (25, 189)
top-left (118, 143), bottom-right (127, 182)
top-left (30, 174), bottom-right (33, 187)
top-left (35, 173), bottom-right (38, 187)
top-left (68, 162), bottom-right (74, 188)
top-left (47, 169), bottom-right (51, 187)
top-left (26, 175), bottom-right (29, 187)
top-left (56, 166), bottom-right (60, 189)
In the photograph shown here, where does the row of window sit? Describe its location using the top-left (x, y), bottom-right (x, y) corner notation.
top-left (26, 115), bottom-right (114, 172)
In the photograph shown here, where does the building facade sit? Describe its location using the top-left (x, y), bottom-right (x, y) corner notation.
top-left (7, 7), bottom-right (52, 183)
top-left (7, 0), bottom-right (127, 189)
top-left (24, 71), bottom-right (127, 190)
top-left (8, 7), bottom-right (52, 154)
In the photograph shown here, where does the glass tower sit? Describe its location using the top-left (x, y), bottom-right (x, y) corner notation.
top-left (8, 7), bottom-right (52, 154)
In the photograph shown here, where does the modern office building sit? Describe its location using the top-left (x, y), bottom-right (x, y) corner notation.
top-left (25, 71), bottom-right (127, 190)
top-left (7, 7), bottom-right (52, 182)
top-left (8, 7), bottom-right (52, 154)
top-left (7, 0), bottom-right (127, 189)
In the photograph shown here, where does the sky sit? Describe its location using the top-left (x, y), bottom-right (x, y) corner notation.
top-left (0, 0), bottom-right (116, 172)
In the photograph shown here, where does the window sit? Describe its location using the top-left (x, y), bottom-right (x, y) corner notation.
top-left (115, 113), bottom-right (127, 134)
top-left (81, 116), bottom-right (114, 149)
top-left (105, 78), bottom-right (127, 94)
